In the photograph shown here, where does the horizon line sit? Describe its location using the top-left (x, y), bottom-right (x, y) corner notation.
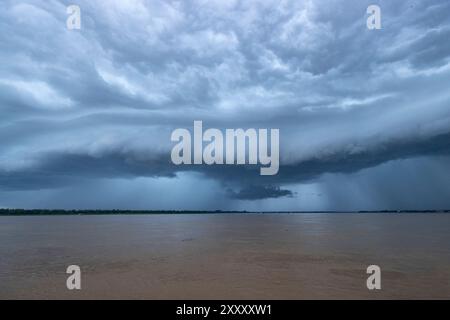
top-left (1, 208), bottom-right (450, 215)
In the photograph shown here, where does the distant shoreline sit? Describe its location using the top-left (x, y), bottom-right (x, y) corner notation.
top-left (1, 209), bottom-right (450, 216)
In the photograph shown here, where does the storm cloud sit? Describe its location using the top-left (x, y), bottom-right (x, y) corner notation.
top-left (1, 0), bottom-right (450, 209)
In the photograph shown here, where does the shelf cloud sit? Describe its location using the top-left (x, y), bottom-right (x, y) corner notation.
top-left (1, 0), bottom-right (450, 209)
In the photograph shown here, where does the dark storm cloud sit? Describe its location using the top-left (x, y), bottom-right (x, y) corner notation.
top-left (1, 0), bottom-right (450, 206)
top-left (227, 185), bottom-right (294, 200)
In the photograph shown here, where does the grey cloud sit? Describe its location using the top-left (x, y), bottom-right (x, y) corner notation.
top-left (1, 0), bottom-right (450, 206)
top-left (227, 185), bottom-right (294, 200)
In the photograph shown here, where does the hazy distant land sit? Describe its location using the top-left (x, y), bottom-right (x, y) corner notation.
top-left (1, 209), bottom-right (450, 215)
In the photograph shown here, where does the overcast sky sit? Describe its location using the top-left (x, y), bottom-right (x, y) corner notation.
top-left (1, 0), bottom-right (450, 210)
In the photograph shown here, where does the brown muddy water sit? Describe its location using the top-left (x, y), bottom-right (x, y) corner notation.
top-left (0, 213), bottom-right (449, 299)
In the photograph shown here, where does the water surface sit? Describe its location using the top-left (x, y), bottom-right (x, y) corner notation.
top-left (1, 213), bottom-right (449, 299)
